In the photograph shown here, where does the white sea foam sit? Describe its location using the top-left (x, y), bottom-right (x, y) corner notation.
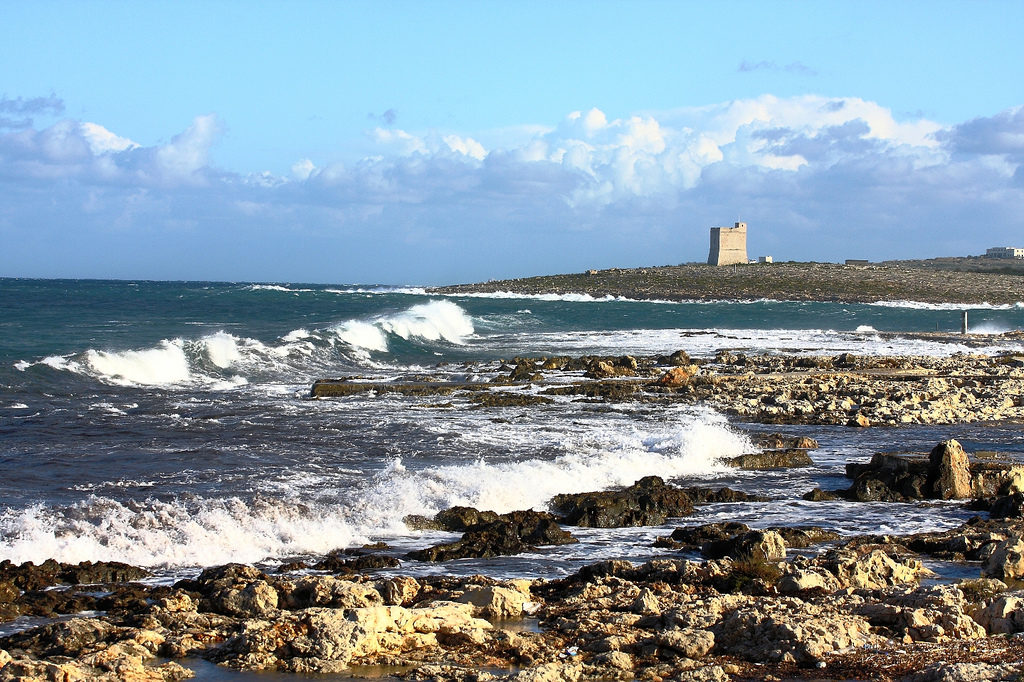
top-left (335, 320), bottom-right (389, 353)
top-left (85, 340), bottom-right (191, 385)
top-left (0, 409), bottom-right (747, 568)
top-left (357, 408), bottom-right (748, 529)
top-left (246, 284), bottom-right (316, 293)
top-left (869, 300), bottom-right (1024, 311)
top-left (202, 331), bottom-right (243, 368)
top-left (0, 497), bottom-right (363, 568)
top-left (855, 325), bottom-right (878, 333)
top-left (329, 286), bottom-right (429, 296)
top-left (484, 327), bottom-right (1024, 359)
top-left (330, 300), bottom-right (475, 353)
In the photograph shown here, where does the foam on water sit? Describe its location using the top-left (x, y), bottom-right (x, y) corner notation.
top-left (0, 496), bottom-right (364, 569)
top-left (202, 331), bottom-right (244, 368)
top-left (870, 300), bottom-right (1024, 311)
top-left (11, 300), bottom-right (478, 389)
top-left (355, 408), bottom-right (748, 530)
top-left (334, 320), bottom-right (389, 353)
top-left (85, 341), bottom-right (192, 385)
top-left (329, 299), bottom-right (475, 353)
top-left (483, 327), bottom-right (1024, 359)
top-left (0, 408), bottom-right (747, 569)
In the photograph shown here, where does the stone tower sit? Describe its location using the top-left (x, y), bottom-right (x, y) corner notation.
top-left (707, 222), bottom-right (748, 266)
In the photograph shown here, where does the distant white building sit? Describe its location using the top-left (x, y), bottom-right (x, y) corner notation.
top-left (757, 256), bottom-right (773, 264)
top-left (986, 247), bottom-right (1024, 259)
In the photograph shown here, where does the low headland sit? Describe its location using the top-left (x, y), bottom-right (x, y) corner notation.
top-left (429, 258), bottom-right (1024, 305)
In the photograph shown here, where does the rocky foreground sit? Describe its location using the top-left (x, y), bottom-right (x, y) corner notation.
top-left (312, 347), bottom-right (1024, 426)
top-left (5, 439), bottom-right (1024, 681)
top-left (429, 261), bottom-right (1024, 306)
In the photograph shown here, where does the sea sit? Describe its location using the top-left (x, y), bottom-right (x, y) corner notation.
top-left (2, 278), bottom-right (1024, 584)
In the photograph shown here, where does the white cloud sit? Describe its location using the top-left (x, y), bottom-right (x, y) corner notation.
top-left (291, 158), bottom-right (315, 180)
top-left (79, 122), bottom-right (138, 154)
top-left (443, 134), bottom-right (486, 160)
top-left (153, 113), bottom-right (221, 182)
top-left (1, 95), bottom-right (1022, 283)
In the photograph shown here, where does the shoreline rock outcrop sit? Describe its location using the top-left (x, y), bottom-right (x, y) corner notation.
top-left (312, 350), bottom-right (1024, 427)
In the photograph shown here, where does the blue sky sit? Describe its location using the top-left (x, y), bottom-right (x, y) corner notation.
top-left (2, 1), bottom-right (1023, 284)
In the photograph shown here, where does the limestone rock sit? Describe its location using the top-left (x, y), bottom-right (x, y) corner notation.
top-left (906, 661), bottom-right (1024, 682)
top-left (510, 661), bottom-right (583, 682)
top-left (714, 602), bottom-right (876, 664)
top-left (755, 433), bottom-right (819, 450)
top-left (655, 628), bottom-right (714, 659)
top-left (983, 535), bottom-right (1024, 581)
top-left (457, 585), bottom-right (531, 619)
top-left (214, 602), bottom-right (491, 670)
top-left (702, 530), bottom-right (787, 562)
top-left (213, 579), bottom-right (279, 618)
top-left (970, 593), bottom-right (1024, 634)
top-left (928, 439), bottom-right (972, 499)
top-left (409, 509), bottom-right (576, 562)
top-left (724, 449), bottom-right (813, 470)
top-left (653, 365), bottom-right (699, 387)
top-left (776, 568), bottom-right (842, 594)
top-left (284, 576), bottom-right (382, 609)
top-left (379, 576), bottom-right (420, 606)
top-left (630, 588), bottom-right (661, 616)
top-left (593, 650), bottom-right (633, 671)
top-left (823, 548), bottom-right (934, 589)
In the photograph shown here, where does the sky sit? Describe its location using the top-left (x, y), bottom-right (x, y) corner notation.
top-left (1, 1), bottom-right (1023, 285)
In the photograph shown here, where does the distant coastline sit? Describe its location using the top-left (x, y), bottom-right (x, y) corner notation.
top-left (430, 258), bottom-right (1024, 306)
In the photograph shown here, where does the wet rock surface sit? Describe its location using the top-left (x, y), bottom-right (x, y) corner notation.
top-left (8, 435), bottom-right (1024, 680)
top-left (312, 350), bottom-right (1024, 427)
top-left (550, 476), bottom-right (696, 528)
top-left (406, 510), bottom-right (577, 562)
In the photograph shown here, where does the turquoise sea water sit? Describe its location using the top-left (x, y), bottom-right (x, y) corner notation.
top-left (1, 278), bottom-right (1023, 579)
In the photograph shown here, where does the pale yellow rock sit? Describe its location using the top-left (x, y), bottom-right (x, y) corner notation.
top-left (656, 628), bottom-right (715, 659)
top-left (984, 535), bottom-right (1024, 581)
top-left (457, 585), bottom-right (531, 618)
top-left (630, 587), bottom-right (661, 616)
top-left (511, 662), bottom-right (583, 682)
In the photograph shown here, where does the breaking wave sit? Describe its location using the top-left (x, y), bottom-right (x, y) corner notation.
top-left (0, 409), bottom-right (747, 569)
top-left (329, 299), bottom-right (474, 353)
top-left (13, 300), bottom-right (476, 388)
top-left (869, 300), bottom-right (1024, 311)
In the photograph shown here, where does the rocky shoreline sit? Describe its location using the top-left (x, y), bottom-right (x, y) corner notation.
top-left (6, 348), bottom-right (1024, 681)
top-left (427, 261), bottom-right (1024, 306)
top-left (4, 433), bottom-right (1024, 681)
top-left (312, 346), bottom-right (1024, 427)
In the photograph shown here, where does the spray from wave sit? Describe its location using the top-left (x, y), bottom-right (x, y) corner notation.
top-left (14, 300), bottom-right (477, 388)
top-left (0, 409), bottom-right (747, 568)
top-left (328, 300), bottom-right (474, 354)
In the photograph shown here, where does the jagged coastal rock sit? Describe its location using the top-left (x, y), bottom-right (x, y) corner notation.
top-left (311, 350), bottom-right (1024, 427)
top-left (6, 435), bottom-right (1024, 680)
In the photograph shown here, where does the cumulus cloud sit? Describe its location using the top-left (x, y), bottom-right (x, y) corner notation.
top-left (941, 106), bottom-right (1024, 158)
top-left (1, 94), bottom-right (1022, 282)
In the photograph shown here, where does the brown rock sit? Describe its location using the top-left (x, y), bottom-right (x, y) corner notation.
top-left (928, 439), bottom-right (972, 499)
top-left (847, 414), bottom-right (871, 427)
top-left (653, 365), bottom-right (699, 387)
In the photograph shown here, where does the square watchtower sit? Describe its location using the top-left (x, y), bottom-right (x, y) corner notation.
top-left (707, 222), bottom-right (748, 266)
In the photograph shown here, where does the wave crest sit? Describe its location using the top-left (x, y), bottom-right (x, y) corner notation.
top-left (0, 409), bottom-right (747, 569)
